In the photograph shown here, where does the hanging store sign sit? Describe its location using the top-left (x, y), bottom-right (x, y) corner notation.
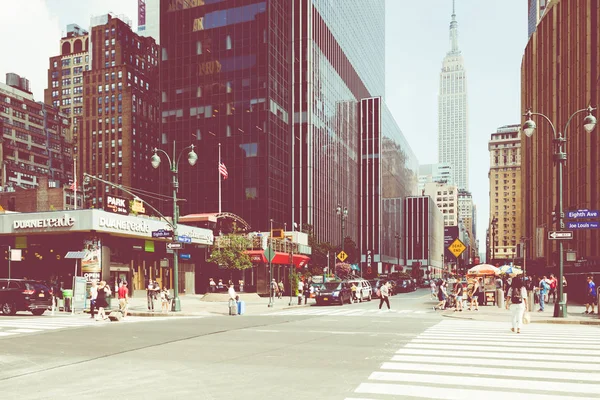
top-left (13, 214), bottom-right (75, 230)
top-left (98, 217), bottom-right (150, 234)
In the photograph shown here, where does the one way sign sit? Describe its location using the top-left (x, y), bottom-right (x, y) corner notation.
top-left (548, 231), bottom-right (573, 240)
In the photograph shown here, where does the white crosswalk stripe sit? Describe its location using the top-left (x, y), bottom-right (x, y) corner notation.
top-left (261, 308), bottom-right (431, 317)
top-left (0, 315), bottom-right (204, 339)
top-left (351, 319), bottom-right (600, 399)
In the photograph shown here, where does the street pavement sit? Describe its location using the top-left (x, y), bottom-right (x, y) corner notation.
top-left (1, 288), bottom-right (599, 399)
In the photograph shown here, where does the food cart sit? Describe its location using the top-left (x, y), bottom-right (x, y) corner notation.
top-left (467, 264), bottom-right (500, 306)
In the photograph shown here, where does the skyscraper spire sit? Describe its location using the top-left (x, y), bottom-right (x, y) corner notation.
top-left (449, 0), bottom-right (459, 54)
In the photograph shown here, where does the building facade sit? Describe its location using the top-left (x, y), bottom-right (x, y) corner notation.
top-left (0, 176), bottom-right (82, 212)
top-left (528, 0), bottom-right (549, 38)
top-left (418, 162), bottom-right (453, 192)
top-left (44, 23), bottom-right (90, 157)
top-left (1, 75), bottom-right (73, 190)
top-left (80, 14), bottom-right (161, 209)
top-left (457, 189), bottom-right (475, 258)
top-left (138, 0), bottom-right (160, 44)
top-left (422, 180), bottom-right (458, 227)
top-left (489, 124), bottom-right (521, 261)
top-left (438, 2), bottom-right (468, 191)
top-left (404, 196), bottom-right (444, 279)
top-left (521, 0), bottom-right (600, 278)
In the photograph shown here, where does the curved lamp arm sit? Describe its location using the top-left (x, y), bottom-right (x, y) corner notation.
top-left (152, 147), bottom-right (173, 169)
top-left (175, 144), bottom-right (196, 169)
top-left (563, 106), bottom-right (596, 140)
top-left (523, 110), bottom-right (558, 139)
top-left (83, 172), bottom-right (174, 231)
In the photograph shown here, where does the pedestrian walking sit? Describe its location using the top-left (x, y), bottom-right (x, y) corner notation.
top-left (297, 279), bottom-right (305, 305)
top-left (548, 274), bottom-right (558, 303)
top-left (378, 281), bottom-right (391, 310)
top-left (351, 283), bottom-right (358, 302)
top-left (147, 279), bottom-right (157, 311)
top-left (434, 281), bottom-right (447, 310)
top-left (271, 279), bottom-right (278, 299)
top-left (454, 281), bottom-right (464, 312)
top-left (277, 280), bottom-right (284, 299)
top-left (538, 276), bottom-right (550, 312)
top-left (118, 281), bottom-right (129, 318)
top-left (95, 281), bottom-right (110, 321)
top-left (228, 284), bottom-right (237, 309)
top-left (467, 278), bottom-right (480, 311)
top-left (429, 280), bottom-right (437, 300)
top-left (89, 280), bottom-right (98, 319)
top-left (161, 287), bottom-right (170, 312)
top-left (584, 276), bottom-right (596, 315)
top-left (303, 282), bottom-right (311, 304)
top-left (506, 277), bottom-right (528, 333)
top-left (209, 278), bottom-right (216, 293)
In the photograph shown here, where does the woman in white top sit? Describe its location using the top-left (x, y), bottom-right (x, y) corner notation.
top-left (505, 276), bottom-right (528, 333)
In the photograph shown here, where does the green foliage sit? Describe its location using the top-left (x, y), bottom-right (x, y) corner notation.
top-left (289, 270), bottom-right (300, 296)
top-left (342, 236), bottom-right (359, 264)
top-left (335, 262), bottom-right (352, 279)
top-left (207, 234), bottom-right (253, 271)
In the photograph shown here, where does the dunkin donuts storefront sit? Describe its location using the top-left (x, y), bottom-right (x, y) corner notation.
top-left (0, 209), bottom-right (213, 294)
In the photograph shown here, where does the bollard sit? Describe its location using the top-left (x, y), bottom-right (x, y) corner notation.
top-left (527, 291), bottom-right (534, 312)
top-left (496, 289), bottom-right (504, 309)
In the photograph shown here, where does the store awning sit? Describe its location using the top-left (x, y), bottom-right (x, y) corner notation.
top-left (245, 250), bottom-right (310, 268)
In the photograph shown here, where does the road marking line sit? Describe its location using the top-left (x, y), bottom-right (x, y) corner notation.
top-left (395, 348), bottom-right (600, 363)
top-left (417, 333), bottom-right (600, 342)
top-left (412, 339), bottom-right (595, 349)
top-left (0, 332), bottom-right (18, 336)
top-left (355, 383), bottom-right (586, 400)
top-left (368, 371), bottom-right (600, 396)
top-left (4, 329), bottom-right (42, 333)
top-left (380, 361), bottom-right (600, 382)
top-left (405, 343), bottom-right (600, 356)
top-left (389, 355), bottom-right (600, 372)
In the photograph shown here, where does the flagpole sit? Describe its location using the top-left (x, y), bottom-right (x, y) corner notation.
top-left (218, 143), bottom-right (222, 214)
top-left (73, 157), bottom-right (77, 211)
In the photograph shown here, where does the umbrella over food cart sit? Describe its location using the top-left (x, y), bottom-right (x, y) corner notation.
top-left (467, 264), bottom-right (500, 276)
top-left (498, 265), bottom-right (523, 277)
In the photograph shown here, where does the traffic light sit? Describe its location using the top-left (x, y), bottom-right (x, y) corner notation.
top-left (271, 228), bottom-right (284, 239)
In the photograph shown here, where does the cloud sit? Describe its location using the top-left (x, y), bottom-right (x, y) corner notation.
top-left (0, 0), bottom-right (61, 99)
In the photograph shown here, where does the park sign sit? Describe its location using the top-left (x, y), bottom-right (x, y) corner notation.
top-left (106, 195), bottom-right (128, 215)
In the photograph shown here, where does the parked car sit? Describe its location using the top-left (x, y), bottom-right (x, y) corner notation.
top-left (315, 281), bottom-right (352, 305)
top-left (346, 279), bottom-right (373, 302)
top-left (368, 279), bottom-right (388, 298)
top-left (0, 279), bottom-right (53, 316)
top-left (395, 278), bottom-right (417, 293)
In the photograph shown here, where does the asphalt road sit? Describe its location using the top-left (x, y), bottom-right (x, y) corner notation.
top-left (0, 289), bottom-right (435, 400)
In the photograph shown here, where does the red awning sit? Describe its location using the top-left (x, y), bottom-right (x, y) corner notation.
top-left (245, 250), bottom-right (310, 268)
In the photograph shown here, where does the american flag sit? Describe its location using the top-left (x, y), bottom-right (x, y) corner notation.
top-left (219, 162), bottom-right (228, 180)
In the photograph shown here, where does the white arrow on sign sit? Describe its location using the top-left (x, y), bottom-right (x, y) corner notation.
top-left (548, 231), bottom-right (573, 240)
top-left (167, 242), bottom-right (183, 249)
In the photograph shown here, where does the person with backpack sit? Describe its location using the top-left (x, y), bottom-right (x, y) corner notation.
top-left (505, 277), bottom-right (528, 333)
top-left (538, 276), bottom-right (550, 312)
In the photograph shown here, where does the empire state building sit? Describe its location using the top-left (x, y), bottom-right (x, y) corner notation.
top-left (438, 1), bottom-right (468, 190)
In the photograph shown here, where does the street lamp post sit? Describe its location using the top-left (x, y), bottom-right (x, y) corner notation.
top-left (336, 204), bottom-right (348, 253)
top-left (394, 233), bottom-right (401, 271)
top-left (522, 106), bottom-right (596, 318)
top-left (151, 141), bottom-right (198, 312)
top-left (520, 236), bottom-right (532, 278)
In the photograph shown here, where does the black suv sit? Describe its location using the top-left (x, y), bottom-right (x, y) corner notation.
top-left (0, 279), bottom-right (53, 316)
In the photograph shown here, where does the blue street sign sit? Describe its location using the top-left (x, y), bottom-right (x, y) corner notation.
top-left (180, 253), bottom-right (191, 260)
top-left (566, 209), bottom-right (600, 219)
top-left (566, 221), bottom-right (599, 229)
top-left (176, 235), bottom-right (192, 243)
top-left (152, 229), bottom-right (173, 238)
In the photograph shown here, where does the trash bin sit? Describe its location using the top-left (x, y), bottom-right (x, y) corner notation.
top-left (496, 289), bottom-right (504, 309)
top-left (62, 289), bottom-right (73, 312)
top-left (237, 301), bottom-right (245, 315)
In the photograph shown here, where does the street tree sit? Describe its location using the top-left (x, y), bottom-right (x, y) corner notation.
top-left (207, 234), bottom-right (253, 280)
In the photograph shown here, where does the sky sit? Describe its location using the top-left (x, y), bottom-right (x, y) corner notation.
top-left (0, 0), bottom-right (528, 258)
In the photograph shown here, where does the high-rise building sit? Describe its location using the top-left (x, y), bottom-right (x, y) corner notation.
top-left (0, 74), bottom-right (73, 190)
top-left (159, 0), bottom-right (417, 276)
top-left (521, 0), bottom-right (600, 275)
top-left (528, 0), bottom-right (549, 38)
top-left (80, 14), bottom-right (160, 208)
top-left (438, 0), bottom-right (468, 190)
top-left (45, 24), bottom-right (90, 160)
top-left (457, 189), bottom-right (474, 257)
top-left (488, 124), bottom-right (521, 261)
top-left (422, 180), bottom-right (458, 227)
top-left (418, 162), bottom-right (454, 192)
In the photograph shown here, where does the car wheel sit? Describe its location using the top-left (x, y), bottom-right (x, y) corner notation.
top-left (1, 302), bottom-right (16, 316)
top-left (31, 309), bottom-right (45, 316)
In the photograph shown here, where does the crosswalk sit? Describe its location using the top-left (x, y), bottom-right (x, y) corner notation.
top-left (346, 319), bottom-right (600, 399)
top-left (0, 315), bottom-right (204, 339)
top-left (262, 308), bottom-right (432, 317)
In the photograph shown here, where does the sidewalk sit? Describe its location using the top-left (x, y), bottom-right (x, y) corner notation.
top-left (437, 301), bottom-right (600, 325)
top-left (124, 293), bottom-right (312, 317)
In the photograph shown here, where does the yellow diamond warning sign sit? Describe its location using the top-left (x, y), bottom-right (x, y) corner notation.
top-left (337, 251), bottom-right (348, 262)
top-left (448, 238), bottom-right (466, 258)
